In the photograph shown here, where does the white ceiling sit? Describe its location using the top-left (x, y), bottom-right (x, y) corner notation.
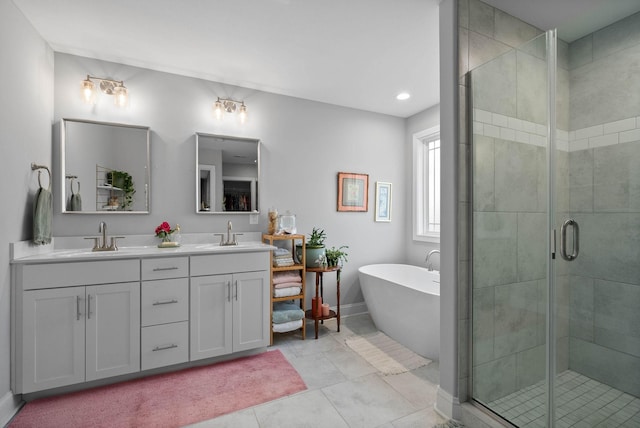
top-left (482, 0), bottom-right (640, 42)
top-left (13, 0), bottom-right (441, 118)
top-left (12, 1), bottom-right (640, 119)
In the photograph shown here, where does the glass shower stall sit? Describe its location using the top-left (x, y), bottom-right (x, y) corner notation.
top-left (470, 17), bottom-right (640, 428)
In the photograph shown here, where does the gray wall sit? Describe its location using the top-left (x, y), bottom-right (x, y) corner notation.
top-left (566, 11), bottom-right (640, 397)
top-left (52, 53), bottom-right (411, 313)
top-left (0, 0), bottom-right (54, 422)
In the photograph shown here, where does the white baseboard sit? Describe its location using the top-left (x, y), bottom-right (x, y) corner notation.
top-left (337, 302), bottom-right (368, 317)
top-left (0, 391), bottom-right (22, 427)
top-left (436, 386), bottom-right (461, 421)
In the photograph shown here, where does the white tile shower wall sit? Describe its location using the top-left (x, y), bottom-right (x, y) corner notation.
top-left (474, 108), bottom-right (640, 153)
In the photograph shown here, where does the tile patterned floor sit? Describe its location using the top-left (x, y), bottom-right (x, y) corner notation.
top-left (488, 370), bottom-right (640, 427)
top-left (187, 314), bottom-right (446, 428)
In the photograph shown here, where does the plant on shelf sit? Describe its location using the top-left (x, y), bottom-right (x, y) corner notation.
top-left (307, 227), bottom-right (326, 247)
top-left (107, 170), bottom-right (135, 210)
top-left (325, 245), bottom-right (349, 267)
top-left (296, 227), bottom-right (327, 268)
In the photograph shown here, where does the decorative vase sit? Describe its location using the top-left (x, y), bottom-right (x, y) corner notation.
top-left (296, 245), bottom-right (326, 268)
top-left (158, 233), bottom-right (179, 248)
top-left (312, 296), bottom-right (322, 318)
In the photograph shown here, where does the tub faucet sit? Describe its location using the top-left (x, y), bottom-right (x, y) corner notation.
top-left (425, 249), bottom-right (440, 271)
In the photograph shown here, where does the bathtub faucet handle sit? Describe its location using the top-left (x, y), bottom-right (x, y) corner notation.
top-left (425, 249), bottom-right (440, 271)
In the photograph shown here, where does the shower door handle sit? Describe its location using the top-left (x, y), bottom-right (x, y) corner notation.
top-left (560, 219), bottom-right (579, 261)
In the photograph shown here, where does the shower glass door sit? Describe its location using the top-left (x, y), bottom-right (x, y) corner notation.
top-left (470, 31), bottom-right (555, 426)
top-left (471, 19), bottom-right (640, 427)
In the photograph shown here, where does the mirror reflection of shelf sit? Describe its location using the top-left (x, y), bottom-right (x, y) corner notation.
top-left (97, 184), bottom-right (124, 191)
top-left (96, 165), bottom-right (123, 211)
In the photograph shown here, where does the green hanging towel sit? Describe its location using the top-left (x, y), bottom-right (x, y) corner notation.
top-left (33, 187), bottom-right (52, 245)
top-left (70, 180), bottom-right (82, 211)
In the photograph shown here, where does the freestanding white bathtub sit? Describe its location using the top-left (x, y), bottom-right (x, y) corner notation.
top-left (358, 264), bottom-right (440, 360)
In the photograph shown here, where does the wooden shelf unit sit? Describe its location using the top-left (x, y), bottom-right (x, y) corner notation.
top-left (262, 234), bottom-right (306, 344)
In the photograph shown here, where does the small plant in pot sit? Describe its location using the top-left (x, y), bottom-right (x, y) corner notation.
top-left (296, 227), bottom-right (327, 268)
top-left (325, 245), bottom-right (348, 267)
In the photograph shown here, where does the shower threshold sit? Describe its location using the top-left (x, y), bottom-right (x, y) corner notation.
top-left (487, 370), bottom-right (640, 427)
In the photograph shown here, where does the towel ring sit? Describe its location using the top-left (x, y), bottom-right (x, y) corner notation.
top-left (70, 178), bottom-right (80, 195)
top-left (31, 163), bottom-right (51, 190)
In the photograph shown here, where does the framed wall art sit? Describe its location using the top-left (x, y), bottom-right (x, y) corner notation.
top-left (337, 172), bottom-right (368, 212)
top-left (375, 181), bottom-right (392, 222)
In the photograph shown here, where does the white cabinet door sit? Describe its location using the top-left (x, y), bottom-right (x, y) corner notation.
top-left (190, 274), bottom-right (232, 360)
top-left (21, 288), bottom-right (85, 393)
top-left (85, 282), bottom-right (140, 381)
top-left (233, 271), bottom-right (270, 352)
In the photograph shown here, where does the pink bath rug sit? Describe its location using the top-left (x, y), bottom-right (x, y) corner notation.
top-left (10, 349), bottom-right (306, 427)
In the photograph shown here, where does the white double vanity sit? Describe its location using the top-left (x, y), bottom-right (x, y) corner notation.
top-left (11, 242), bottom-right (272, 395)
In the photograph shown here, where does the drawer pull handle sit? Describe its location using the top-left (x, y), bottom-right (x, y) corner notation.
top-left (152, 267), bottom-right (179, 272)
top-left (152, 299), bottom-right (178, 306)
top-left (76, 295), bottom-right (82, 320)
top-left (152, 344), bottom-right (178, 352)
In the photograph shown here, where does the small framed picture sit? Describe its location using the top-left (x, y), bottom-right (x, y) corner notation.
top-left (337, 172), bottom-right (369, 212)
top-left (375, 181), bottom-right (392, 222)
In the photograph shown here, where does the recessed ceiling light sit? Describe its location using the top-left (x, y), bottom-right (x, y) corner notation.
top-left (396, 92), bottom-right (411, 101)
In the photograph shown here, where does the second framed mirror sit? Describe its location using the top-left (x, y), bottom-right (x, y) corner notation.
top-left (195, 133), bottom-right (260, 214)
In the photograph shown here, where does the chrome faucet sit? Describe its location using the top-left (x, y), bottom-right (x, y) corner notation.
top-left (425, 249), bottom-right (440, 271)
top-left (84, 221), bottom-right (124, 251)
top-left (215, 221), bottom-right (243, 246)
top-left (99, 221), bottom-right (107, 248)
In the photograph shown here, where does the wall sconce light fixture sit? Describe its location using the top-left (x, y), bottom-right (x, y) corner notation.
top-left (213, 98), bottom-right (247, 123)
top-left (81, 75), bottom-right (129, 107)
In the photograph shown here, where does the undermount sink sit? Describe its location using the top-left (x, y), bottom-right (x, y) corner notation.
top-left (194, 242), bottom-right (264, 250)
top-left (50, 246), bottom-right (142, 258)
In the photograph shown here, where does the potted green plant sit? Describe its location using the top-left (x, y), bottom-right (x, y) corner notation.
top-left (296, 227), bottom-right (327, 268)
top-left (325, 245), bottom-right (348, 267)
top-left (107, 170), bottom-right (135, 210)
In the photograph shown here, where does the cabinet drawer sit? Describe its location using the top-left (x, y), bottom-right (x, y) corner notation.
top-left (21, 259), bottom-right (140, 290)
top-left (141, 321), bottom-right (189, 370)
top-left (190, 252), bottom-right (269, 277)
top-left (141, 257), bottom-right (188, 281)
top-left (141, 278), bottom-right (189, 327)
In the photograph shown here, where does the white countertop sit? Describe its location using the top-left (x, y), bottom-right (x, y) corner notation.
top-left (11, 235), bottom-right (276, 264)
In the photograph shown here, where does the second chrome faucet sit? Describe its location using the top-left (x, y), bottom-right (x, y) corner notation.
top-left (215, 221), bottom-right (243, 246)
top-left (85, 221), bottom-right (124, 251)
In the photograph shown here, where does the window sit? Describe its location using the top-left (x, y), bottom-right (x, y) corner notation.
top-left (413, 126), bottom-right (440, 242)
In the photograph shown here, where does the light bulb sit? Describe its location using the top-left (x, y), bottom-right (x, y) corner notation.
top-left (113, 84), bottom-right (128, 107)
top-left (81, 78), bottom-right (96, 104)
top-left (239, 103), bottom-right (247, 124)
top-left (213, 99), bottom-right (223, 120)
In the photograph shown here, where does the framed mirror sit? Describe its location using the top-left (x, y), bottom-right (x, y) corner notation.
top-left (195, 133), bottom-right (260, 214)
top-left (61, 118), bottom-right (150, 213)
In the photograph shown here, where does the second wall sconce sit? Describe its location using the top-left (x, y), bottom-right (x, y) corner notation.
top-left (213, 98), bottom-right (247, 124)
top-left (81, 75), bottom-right (129, 107)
